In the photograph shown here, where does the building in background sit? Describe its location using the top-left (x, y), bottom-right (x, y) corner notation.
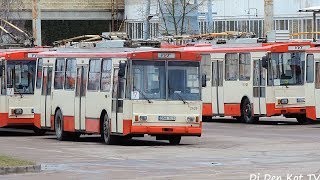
top-left (125, 0), bottom-right (320, 40)
top-left (0, 0), bottom-right (124, 45)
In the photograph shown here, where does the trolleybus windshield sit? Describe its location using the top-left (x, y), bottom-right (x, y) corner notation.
top-left (7, 60), bottom-right (36, 94)
top-left (268, 52), bottom-right (304, 86)
top-left (131, 60), bottom-right (200, 101)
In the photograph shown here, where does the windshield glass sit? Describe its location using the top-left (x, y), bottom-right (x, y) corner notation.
top-left (268, 53), bottom-right (304, 86)
top-left (7, 60), bottom-right (36, 94)
top-left (132, 61), bottom-right (166, 99)
top-left (131, 60), bottom-right (200, 101)
top-left (168, 61), bottom-right (200, 101)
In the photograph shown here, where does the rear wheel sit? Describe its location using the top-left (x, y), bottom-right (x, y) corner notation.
top-left (168, 136), bottom-right (181, 145)
top-left (55, 109), bottom-right (69, 141)
top-left (241, 98), bottom-right (258, 124)
top-left (101, 113), bottom-right (117, 145)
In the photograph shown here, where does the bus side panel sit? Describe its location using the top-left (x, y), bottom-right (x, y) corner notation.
top-left (52, 91), bottom-right (76, 132)
top-left (201, 54), bottom-right (212, 116)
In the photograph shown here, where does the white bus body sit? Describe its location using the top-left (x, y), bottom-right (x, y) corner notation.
top-left (184, 42), bottom-right (312, 123)
top-left (36, 49), bottom-right (202, 144)
top-left (0, 49), bottom-right (48, 134)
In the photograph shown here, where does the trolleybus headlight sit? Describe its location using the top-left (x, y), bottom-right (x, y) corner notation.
top-left (187, 116), bottom-right (195, 122)
top-left (297, 98), bottom-right (305, 103)
top-left (139, 116), bottom-right (148, 121)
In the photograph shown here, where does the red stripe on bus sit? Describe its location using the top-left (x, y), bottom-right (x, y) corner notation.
top-left (63, 116), bottom-right (75, 132)
top-left (123, 119), bottom-right (132, 136)
top-left (51, 115), bottom-right (55, 130)
top-left (306, 106), bottom-right (316, 120)
top-left (224, 104), bottom-right (241, 116)
top-left (202, 103), bottom-right (212, 116)
top-left (266, 103), bottom-right (306, 116)
top-left (85, 118), bottom-right (100, 133)
top-left (33, 114), bottom-right (41, 128)
top-left (0, 113), bottom-right (40, 127)
top-left (123, 119), bottom-right (201, 136)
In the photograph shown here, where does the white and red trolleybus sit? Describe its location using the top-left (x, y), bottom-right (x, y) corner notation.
top-left (183, 42), bottom-right (312, 124)
top-left (0, 49), bottom-right (48, 134)
top-left (36, 49), bottom-right (202, 144)
top-left (304, 47), bottom-right (320, 121)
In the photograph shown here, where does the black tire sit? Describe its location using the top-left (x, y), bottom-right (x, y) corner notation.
top-left (101, 113), bottom-right (117, 145)
top-left (55, 109), bottom-right (69, 141)
top-left (33, 127), bottom-right (46, 136)
top-left (169, 136), bottom-right (181, 145)
top-left (240, 98), bottom-right (258, 124)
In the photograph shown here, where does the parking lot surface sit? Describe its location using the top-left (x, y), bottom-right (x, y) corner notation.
top-left (0, 118), bottom-right (320, 180)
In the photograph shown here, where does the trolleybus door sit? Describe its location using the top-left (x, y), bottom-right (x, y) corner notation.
top-left (211, 60), bottom-right (224, 115)
top-left (75, 66), bottom-right (87, 130)
top-left (41, 66), bottom-right (53, 127)
top-left (0, 60), bottom-right (5, 113)
top-left (312, 59), bottom-right (320, 119)
top-left (253, 59), bottom-right (266, 115)
top-left (111, 64), bottom-right (125, 133)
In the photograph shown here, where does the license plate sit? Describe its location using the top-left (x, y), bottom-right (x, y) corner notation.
top-left (158, 116), bottom-right (176, 121)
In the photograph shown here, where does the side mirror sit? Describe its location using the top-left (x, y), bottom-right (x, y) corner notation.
top-left (118, 61), bottom-right (127, 78)
top-left (262, 56), bottom-right (268, 69)
top-left (0, 65), bottom-right (4, 77)
top-left (202, 74), bottom-right (207, 87)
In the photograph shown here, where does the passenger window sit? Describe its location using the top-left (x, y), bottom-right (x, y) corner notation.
top-left (65, 59), bottom-right (76, 90)
top-left (88, 59), bottom-right (101, 91)
top-left (316, 62), bottom-right (320, 89)
top-left (306, 54), bottom-right (314, 83)
top-left (101, 59), bottom-right (112, 92)
top-left (54, 58), bottom-right (65, 89)
top-left (239, 53), bottom-right (251, 81)
top-left (36, 58), bottom-right (43, 89)
top-left (225, 53), bottom-right (238, 81)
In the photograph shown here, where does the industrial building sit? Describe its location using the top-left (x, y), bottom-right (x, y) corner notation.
top-left (0, 0), bottom-right (124, 45)
top-left (124, 0), bottom-right (320, 40)
top-left (1, 0), bottom-right (320, 45)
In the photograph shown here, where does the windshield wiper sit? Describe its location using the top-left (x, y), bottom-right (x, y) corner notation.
top-left (174, 92), bottom-right (188, 104)
top-left (133, 87), bottom-right (152, 103)
top-left (169, 87), bottom-right (188, 104)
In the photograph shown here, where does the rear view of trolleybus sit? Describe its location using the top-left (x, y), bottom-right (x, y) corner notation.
top-left (36, 49), bottom-right (202, 144)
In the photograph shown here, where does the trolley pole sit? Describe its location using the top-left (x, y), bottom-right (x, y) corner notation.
top-left (264, 0), bottom-right (274, 37)
top-left (32, 0), bottom-right (42, 46)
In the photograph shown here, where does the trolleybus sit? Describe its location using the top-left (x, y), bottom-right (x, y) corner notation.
top-left (0, 49), bottom-right (48, 134)
top-left (304, 47), bottom-right (320, 121)
top-left (36, 49), bottom-right (202, 144)
top-left (184, 42), bottom-right (312, 124)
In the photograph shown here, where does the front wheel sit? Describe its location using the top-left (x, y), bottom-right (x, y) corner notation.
top-left (101, 113), bottom-right (117, 145)
top-left (169, 136), bottom-right (181, 145)
top-left (241, 99), bottom-right (258, 124)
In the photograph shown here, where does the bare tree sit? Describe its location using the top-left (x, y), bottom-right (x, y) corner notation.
top-left (156, 0), bottom-right (205, 36)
